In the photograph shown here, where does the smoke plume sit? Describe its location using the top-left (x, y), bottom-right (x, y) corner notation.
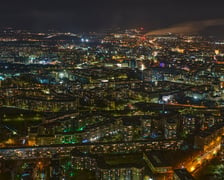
top-left (146, 19), bottom-right (224, 35)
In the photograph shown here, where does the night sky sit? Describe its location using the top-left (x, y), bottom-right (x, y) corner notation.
top-left (1, 0), bottom-right (224, 35)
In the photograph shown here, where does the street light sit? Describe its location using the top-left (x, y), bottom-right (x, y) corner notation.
top-left (140, 63), bottom-right (145, 81)
top-left (190, 166), bottom-right (195, 172)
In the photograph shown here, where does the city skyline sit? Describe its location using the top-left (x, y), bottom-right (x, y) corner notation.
top-left (0, 27), bottom-right (224, 179)
top-left (0, 1), bottom-right (224, 179)
top-left (0, 0), bottom-right (224, 37)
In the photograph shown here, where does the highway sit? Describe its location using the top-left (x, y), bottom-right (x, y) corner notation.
top-left (179, 143), bottom-right (221, 174)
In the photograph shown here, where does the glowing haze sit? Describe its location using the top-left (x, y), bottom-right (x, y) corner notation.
top-left (146, 19), bottom-right (224, 35)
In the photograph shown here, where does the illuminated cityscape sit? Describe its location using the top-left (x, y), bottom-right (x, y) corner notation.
top-left (0, 27), bottom-right (223, 179)
top-left (0, 0), bottom-right (224, 180)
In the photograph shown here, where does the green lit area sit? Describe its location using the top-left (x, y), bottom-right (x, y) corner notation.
top-left (63, 127), bottom-right (72, 133)
top-left (76, 126), bottom-right (86, 132)
top-left (62, 160), bottom-right (73, 175)
top-left (61, 136), bottom-right (78, 144)
top-left (70, 172), bottom-right (75, 177)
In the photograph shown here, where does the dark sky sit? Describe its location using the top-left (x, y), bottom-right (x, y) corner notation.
top-left (1, 0), bottom-right (224, 34)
